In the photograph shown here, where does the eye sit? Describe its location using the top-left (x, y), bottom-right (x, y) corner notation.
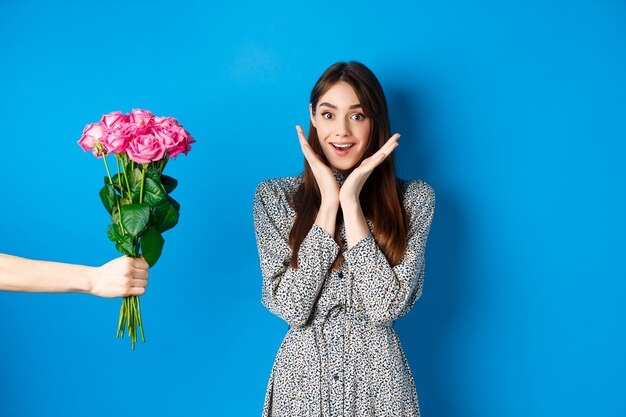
top-left (321, 112), bottom-right (334, 120)
top-left (351, 113), bottom-right (366, 121)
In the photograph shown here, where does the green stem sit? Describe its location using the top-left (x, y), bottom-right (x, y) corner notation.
top-left (116, 300), bottom-right (123, 337)
top-left (115, 156), bottom-right (121, 179)
top-left (139, 164), bottom-right (146, 204)
top-left (132, 297), bottom-right (138, 349)
top-left (129, 299), bottom-right (134, 332)
top-left (133, 237), bottom-right (139, 258)
top-left (117, 298), bottom-right (127, 338)
top-left (159, 157), bottom-right (168, 175)
top-left (137, 296), bottom-right (145, 342)
top-left (115, 155), bottom-right (122, 196)
top-left (121, 155), bottom-right (131, 201)
top-left (114, 155), bottom-right (126, 234)
top-left (102, 155), bottom-right (113, 184)
top-left (115, 160), bottom-right (147, 349)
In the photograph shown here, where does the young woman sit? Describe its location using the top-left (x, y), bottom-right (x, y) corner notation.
top-left (253, 61), bottom-right (435, 416)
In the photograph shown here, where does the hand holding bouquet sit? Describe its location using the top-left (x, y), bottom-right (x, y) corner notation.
top-left (78, 109), bottom-right (195, 349)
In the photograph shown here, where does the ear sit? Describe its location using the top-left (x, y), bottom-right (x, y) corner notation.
top-left (309, 104), bottom-right (317, 128)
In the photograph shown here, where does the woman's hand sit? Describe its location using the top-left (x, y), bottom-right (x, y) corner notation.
top-left (296, 125), bottom-right (340, 205)
top-left (340, 133), bottom-right (400, 248)
top-left (296, 125), bottom-right (340, 236)
top-left (340, 133), bottom-right (400, 207)
top-left (90, 256), bottom-right (149, 298)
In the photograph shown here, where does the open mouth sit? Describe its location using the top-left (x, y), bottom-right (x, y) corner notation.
top-left (331, 143), bottom-right (354, 151)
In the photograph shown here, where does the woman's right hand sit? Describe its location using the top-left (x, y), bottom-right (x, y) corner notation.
top-left (296, 125), bottom-right (340, 205)
top-left (296, 125), bottom-right (339, 236)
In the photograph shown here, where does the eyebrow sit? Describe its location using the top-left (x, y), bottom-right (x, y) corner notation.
top-left (318, 102), bottom-right (363, 110)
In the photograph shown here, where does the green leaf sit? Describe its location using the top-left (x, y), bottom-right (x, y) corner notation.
top-left (129, 168), bottom-right (143, 203)
top-left (99, 185), bottom-right (116, 215)
top-left (140, 227), bottom-right (164, 267)
top-left (145, 164), bottom-right (160, 182)
top-left (168, 196), bottom-right (181, 211)
top-left (111, 205), bottom-right (120, 224)
top-left (104, 174), bottom-right (126, 194)
top-left (142, 177), bottom-right (167, 207)
top-left (151, 200), bottom-right (180, 232)
top-left (160, 175), bottom-right (178, 194)
top-left (104, 173), bottom-right (121, 186)
top-left (124, 160), bottom-right (135, 176)
top-left (115, 234), bottom-right (135, 256)
top-left (120, 203), bottom-right (150, 237)
top-left (107, 223), bottom-right (121, 242)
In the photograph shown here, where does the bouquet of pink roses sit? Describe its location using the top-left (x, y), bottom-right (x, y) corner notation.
top-left (78, 109), bottom-right (195, 349)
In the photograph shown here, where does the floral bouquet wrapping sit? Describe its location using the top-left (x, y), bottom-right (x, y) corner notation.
top-left (78, 109), bottom-right (195, 349)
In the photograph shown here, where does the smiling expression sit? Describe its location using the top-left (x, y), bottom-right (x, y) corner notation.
top-left (310, 81), bottom-right (371, 171)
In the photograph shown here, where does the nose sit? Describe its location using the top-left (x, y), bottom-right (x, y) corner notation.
top-left (335, 118), bottom-right (351, 137)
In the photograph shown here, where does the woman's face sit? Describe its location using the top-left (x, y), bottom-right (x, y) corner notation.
top-left (310, 81), bottom-right (371, 171)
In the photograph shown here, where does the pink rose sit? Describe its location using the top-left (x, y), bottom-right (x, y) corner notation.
top-left (102, 124), bottom-right (131, 154)
top-left (170, 126), bottom-right (196, 157)
top-left (130, 109), bottom-right (154, 127)
top-left (101, 111), bottom-right (128, 129)
top-left (150, 117), bottom-right (184, 156)
top-left (77, 122), bottom-right (107, 157)
top-left (163, 127), bottom-right (194, 158)
top-left (153, 116), bottom-right (179, 126)
top-left (150, 117), bottom-right (196, 157)
top-left (126, 134), bottom-right (166, 164)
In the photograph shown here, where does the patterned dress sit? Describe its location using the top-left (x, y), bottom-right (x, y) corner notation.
top-left (253, 172), bottom-right (435, 417)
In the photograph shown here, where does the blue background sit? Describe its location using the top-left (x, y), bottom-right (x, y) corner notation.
top-left (1, 0), bottom-right (624, 416)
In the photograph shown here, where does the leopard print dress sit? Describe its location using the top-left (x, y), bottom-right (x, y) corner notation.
top-left (253, 172), bottom-right (435, 417)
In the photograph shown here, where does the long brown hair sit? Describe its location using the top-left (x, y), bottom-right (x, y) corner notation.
top-left (289, 61), bottom-right (409, 269)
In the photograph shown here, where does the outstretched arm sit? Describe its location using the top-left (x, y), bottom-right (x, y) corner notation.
top-left (0, 254), bottom-right (149, 298)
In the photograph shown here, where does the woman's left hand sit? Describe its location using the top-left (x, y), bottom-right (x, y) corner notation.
top-left (340, 133), bottom-right (400, 206)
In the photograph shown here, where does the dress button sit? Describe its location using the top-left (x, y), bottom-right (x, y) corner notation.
top-left (338, 272), bottom-right (344, 279)
top-left (333, 373), bottom-right (339, 381)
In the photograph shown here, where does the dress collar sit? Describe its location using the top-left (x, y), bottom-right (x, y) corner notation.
top-left (332, 169), bottom-right (349, 187)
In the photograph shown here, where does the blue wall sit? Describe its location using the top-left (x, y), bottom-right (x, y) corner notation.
top-left (1, 1), bottom-right (624, 416)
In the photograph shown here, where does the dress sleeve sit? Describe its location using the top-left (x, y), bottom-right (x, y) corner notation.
top-left (343, 180), bottom-right (435, 326)
top-left (253, 180), bottom-right (340, 327)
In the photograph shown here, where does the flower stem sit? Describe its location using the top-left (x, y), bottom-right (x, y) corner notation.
top-left (137, 296), bottom-right (145, 342)
top-left (117, 297), bottom-right (127, 338)
top-left (121, 155), bottom-right (131, 201)
top-left (114, 155), bottom-right (126, 234)
top-left (159, 158), bottom-right (168, 175)
top-left (102, 155), bottom-right (113, 184)
top-left (115, 155), bottom-right (121, 178)
top-left (115, 155), bottom-right (122, 196)
top-left (139, 164), bottom-right (146, 204)
top-left (133, 237), bottom-right (139, 258)
top-left (115, 158), bottom-right (147, 349)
